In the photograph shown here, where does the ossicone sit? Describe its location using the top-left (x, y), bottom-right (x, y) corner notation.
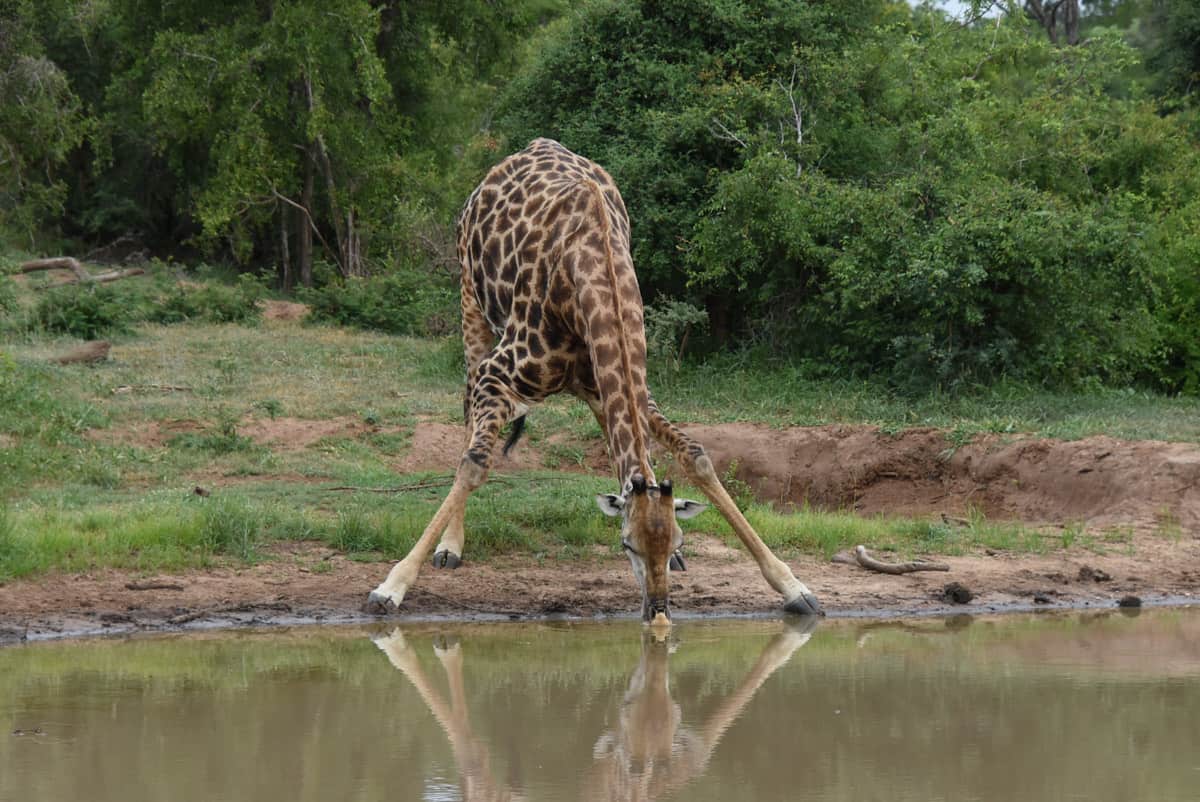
top-left (631, 474), bottom-right (648, 494)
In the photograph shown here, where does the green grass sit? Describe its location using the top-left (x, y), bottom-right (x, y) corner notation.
top-left (1, 267), bottom-right (1197, 580)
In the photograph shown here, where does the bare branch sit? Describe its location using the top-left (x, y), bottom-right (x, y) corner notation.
top-left (710, 118), bottom-right (748, 149)
top-left (776, 63), bottom-right (804, 177)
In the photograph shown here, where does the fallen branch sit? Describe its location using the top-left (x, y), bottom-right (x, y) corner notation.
top-left (52, 341), bottom-right (110, 365)
top-left (125, 580), bottom-right (185, 591)
top-left (21, 257), bottom-right (144, 286)
top-left (854, 544), bottom-right (949, 575)
top-left (112, 384), bottom-right (192, 394)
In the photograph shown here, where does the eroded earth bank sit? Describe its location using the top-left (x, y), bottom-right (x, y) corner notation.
top-left (2, 422), bottom-right (1198, 643)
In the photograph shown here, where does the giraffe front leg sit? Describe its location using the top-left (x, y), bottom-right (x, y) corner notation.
top-left (647, 399), bottom-right (823, 616)
top-left (367, 387), bottom-right (516, 613)
top-left (366, 457), bottom-right (488, 612)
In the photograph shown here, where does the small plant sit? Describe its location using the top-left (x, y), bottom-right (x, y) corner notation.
top-left (721, 459), bottom-right (756, 509)
top-left (256, 399), bottom-right (283, 419)
top-left (169, 408), bottom-right (254, 453)
top-left (644, 298), bottom-right (708, 371)
top-left (0, 502), bottom-right (20, 580)
top-left (1059, 521), bottom-right (1084, 549)
top-left (198, 499), bottom-right (261, 562)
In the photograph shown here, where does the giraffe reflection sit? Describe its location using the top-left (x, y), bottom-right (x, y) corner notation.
top-left (373, 622), bottom-right (815, 801)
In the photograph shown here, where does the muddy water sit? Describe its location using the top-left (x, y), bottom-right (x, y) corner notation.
top-left (2, 610), bottom-right (1199, 802)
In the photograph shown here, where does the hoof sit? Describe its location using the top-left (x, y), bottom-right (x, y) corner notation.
top-left (783, 591), bottom-right (824, 617)
top-left (433, 633), bottom-right (462, 654)
top-left (431, 550), bottom-right (462, 570)
top-left (669, 550), bottom-right (686, 572)
top-left (365, 589), bottom-right (401, 615)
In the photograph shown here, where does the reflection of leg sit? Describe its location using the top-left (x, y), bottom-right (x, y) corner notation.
top-left (646, 398), bottom-right (820, 614)
top-left (695, 618), bottom-right (817, 752)
top-left (367, 381), bottom-right (516, 611)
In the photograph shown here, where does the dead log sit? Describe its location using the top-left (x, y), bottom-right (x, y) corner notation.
top-left (52, 341), bottom-right (110, 365)
top-left (854, 544), bottom-right (950, 575)
top-left (20, 257), bottom-right (144, 286)
top-left (21, 257), bottom-right (90, 280)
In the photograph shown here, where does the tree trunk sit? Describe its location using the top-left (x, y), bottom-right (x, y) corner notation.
top-left (1024, 1), bottom-right (1081, 46)
top-left (278, 202), bottom-right (293, 293)
top-left (299, 145), bottom-right (314, 287)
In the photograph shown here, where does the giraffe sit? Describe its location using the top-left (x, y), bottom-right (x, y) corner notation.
top-left (366, 138), bottom-right (822, 621)
top-left (373, 621), bottom-right (816, 802)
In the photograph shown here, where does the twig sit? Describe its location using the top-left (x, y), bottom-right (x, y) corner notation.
top-left (854, 544), bottom-right (949, 574)
top-left (112, 384), bottom-right (193, 394)
top-left (125, 580), bottom-right (185, 591)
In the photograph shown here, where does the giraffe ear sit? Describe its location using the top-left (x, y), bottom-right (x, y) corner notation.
top-left (596, 494), bottom-right (625, 517)
top-left (673, 499), bottom-right (707, 520)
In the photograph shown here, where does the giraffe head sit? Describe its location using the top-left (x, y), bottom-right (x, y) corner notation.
top-left (596, 475), bottom-right (706, 623)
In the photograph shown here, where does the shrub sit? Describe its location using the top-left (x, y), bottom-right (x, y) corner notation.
top-left (300, 270), bottom-right (456, 335)
top-left (149, 274), bottom-right (264, 325)
top-left (30, 282), bottom-right (144, 338)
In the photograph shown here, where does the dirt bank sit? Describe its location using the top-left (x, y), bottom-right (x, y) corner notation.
top-left (4, 422), bottom-right (1199, 644)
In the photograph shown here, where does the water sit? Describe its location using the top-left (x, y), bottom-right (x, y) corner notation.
top-left (2, 610), bottom-right (1199, 802)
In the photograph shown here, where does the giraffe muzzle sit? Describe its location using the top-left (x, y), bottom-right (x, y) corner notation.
top-left (644, 597), bottom-right (671, 624)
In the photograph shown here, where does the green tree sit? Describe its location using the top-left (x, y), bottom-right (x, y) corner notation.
top-left (0, 0), bottom-right (92, 247)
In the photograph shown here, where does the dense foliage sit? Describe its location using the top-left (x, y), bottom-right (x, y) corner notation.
top-left (2, 0), bottom-right (1198, 393)
top-left (501, 0), bottom-right (1200, 390)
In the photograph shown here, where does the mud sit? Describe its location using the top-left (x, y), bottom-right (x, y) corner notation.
top-left (1, 533), bottom-right (1196, 644)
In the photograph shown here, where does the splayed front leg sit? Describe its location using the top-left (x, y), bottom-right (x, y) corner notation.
top-left (645, 398), bottom-right (822, 615)
top-left (692, 454), bottom-right (822, 615)
top-left (431, 508), bottom-right (465, 570)
top-left (366, 459), bottom-right (488, 613)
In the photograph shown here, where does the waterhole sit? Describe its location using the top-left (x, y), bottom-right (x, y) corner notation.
top-left (2, 610), bottom-right (1198, 801)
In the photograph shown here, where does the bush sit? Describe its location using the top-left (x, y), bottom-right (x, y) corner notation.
top-left (30, 283), bottom-right (144, 338)
top-left (148, 274), bottom-right (264, 325)
top-left (300, 270), bottom-right (456, 335)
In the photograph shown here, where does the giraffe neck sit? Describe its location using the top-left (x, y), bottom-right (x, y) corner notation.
top-left (576, 179), bottom-right (654, 492)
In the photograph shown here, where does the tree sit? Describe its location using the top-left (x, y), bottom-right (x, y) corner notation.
top-left (0, 0), bottom-right (91, 248)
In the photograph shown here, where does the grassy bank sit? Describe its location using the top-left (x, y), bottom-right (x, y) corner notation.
top-left (2, 268), bottom-right (1196, 581)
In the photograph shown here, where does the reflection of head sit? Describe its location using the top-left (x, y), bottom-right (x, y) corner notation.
top-left (596, 475), bottom-right (706, 623)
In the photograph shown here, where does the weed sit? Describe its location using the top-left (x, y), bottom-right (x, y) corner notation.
top-left (1060, 521), bottom-right (1084, 549)
top-left (256, 399), bottom-right (283, 419)
top-left (169, 408), bottom-right (255, 454)
top-left (198, 498), bottom-right (261, 562)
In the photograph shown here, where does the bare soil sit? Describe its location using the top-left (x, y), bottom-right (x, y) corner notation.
top-left (4, 422), bottom-right (1199, 643)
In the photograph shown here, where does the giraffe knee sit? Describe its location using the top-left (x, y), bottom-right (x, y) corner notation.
top-left (458, 456), bottom-right (489, 490)
top-left (690, 453), bottom-right (720, 484)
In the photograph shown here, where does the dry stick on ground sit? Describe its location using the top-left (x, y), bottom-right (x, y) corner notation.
top-left (20, 257), bottom-right (145, 286)
top-left (112, 384), bottom-right (193, 394)
top-left (124, 580), bottom-right (185, 591)
top-left (853, 544), bottom-right (950, 575)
